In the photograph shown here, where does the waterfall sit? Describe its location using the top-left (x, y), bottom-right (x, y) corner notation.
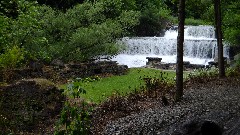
top-left (111, 25), bottom-right (229, 68)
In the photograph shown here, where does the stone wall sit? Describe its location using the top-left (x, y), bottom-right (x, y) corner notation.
top-left (145, 57), bottom-right (207, 70)
top-left (0, 61), bottom-right (128, 83)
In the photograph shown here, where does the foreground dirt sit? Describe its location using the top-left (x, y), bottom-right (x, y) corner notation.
top-left (0, 79), bottom-right (65, 134)
top-left (90, 77), bottom-right (240, 134)
top-left (1, 70), bottom-right (239, 134)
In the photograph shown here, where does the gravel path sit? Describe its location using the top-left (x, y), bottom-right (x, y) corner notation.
top-left (104, 78), bottom-right (240, 135)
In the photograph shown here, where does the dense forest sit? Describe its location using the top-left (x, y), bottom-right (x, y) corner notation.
top-left (0, 0), bottom-right (239, 69)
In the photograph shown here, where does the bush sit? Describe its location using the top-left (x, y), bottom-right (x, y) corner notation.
top-left (143, 71), bottom-right (173, 98)
top-left (0, 0), bottom-right (141, 64)
top-left (226, 67), bottom-right (238, 77)
top-left (186, 67), bottom-right (219, 84)
top-left (222, 1), bottom-right (240, 45)
top-left (134, 0), bottom-right (171, 36)
top-left (55, 80), bottom-right (92, 135)
top-left (0, 46), bottom-right (25, 69)
top-left (185, 18), bottom-right (208, 26)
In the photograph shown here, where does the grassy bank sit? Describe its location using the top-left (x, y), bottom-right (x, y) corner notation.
top-left (63, 68), bottom-right (176, 103)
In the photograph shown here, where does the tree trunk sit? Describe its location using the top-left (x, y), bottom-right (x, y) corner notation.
top-left (175, 0), bottom-right (185, 101)
top-left (214, 0), bottom-right (225, 77)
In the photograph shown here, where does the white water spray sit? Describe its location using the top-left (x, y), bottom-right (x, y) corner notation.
top-left (111, 25), bottom-right (229, 68)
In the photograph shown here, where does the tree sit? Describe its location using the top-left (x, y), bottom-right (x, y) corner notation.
top-left (0, 0), bottom-right (141, 66)
top-left (214, 0), bottom-right (225, 77)
top-left (36, 0), bottom-right (84, 11)
top-left (222, 1), bottom-right (240, 46)
top-left (134, 0), bottom-right (171, 36)
top-left (175, 0), bottom-right (185, 101)
top-left (0, 0), bottom-right (18, 18)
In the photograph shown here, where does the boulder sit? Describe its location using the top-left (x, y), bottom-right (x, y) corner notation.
top-left (234, 53), bottom-right (240, 61)
top-left (208, 61), bottom-right (218, 67)
top-left (183, 61), bottom-right (191, 65)
top-left (172, 119), bottom-right (223, 135)
top-left (0, 78), bottom-right (65, 134)
top-left (50, 59), bottom-right (65, 68)
top-left (29, 60), bottom-right (44, 72)
top-left (146, 57), bottom-right (162, 67)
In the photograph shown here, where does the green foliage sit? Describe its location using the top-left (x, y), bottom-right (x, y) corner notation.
top-left (0, 0), bottom-right (46, 62)
top-left (164, 0), bottom-right (213, 20)
top-left (222, 1), bottom-right (240, 45)
top-left (185, 0), bottom-right (212, 19)
top-left (55, 80), bottom-right (91, 135)
top-left (36, 0), bottom-right (84, 11)
top-left (225, 67), bottom-right (240, 77)
top-left (55, 102), bottom-right (91, 135)
top-left (187, 67), bottom-right (219, 80)
top-left (1, 0), bottom-right (238, 68)
top-left (63, 76), bottom-right (101, 98)
top-left (0, 0), bottom-right (19, 18)
top-left (185, 18), bottom-right (209, 26)
top-left (165, 0), bottom-right (240, 47)
top-left (36, 1), bottom-right (140, 62)
top-left (236, 58), bottom-right (240, 67)
top-left (0, 15), bottom-right (10, 52)
top-left (198, 0), bottom-right (240, 46)
top-left (0, 46), bottom-right (25, 69)
top-left (143, 71), bottom-right (173, 97)
top-left (76, 76), bottom-right (102, 83)
top-left (0, 0), bottom-right (141, 64)
top-left (201, 5), bottom-right (215, 24)
top-left (67, 21), bottom-right (123, 61)
top-left (134, 0), bottom-right (171, 36)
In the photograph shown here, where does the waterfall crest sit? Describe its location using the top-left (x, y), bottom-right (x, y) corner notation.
top-left (112, 25), bottom-right (229, 68)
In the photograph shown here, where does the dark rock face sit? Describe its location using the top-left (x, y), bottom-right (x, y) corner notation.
top-left (0, 79), bottom-right (66, 134)
top-left (50, 59), bottom-right (65, 68)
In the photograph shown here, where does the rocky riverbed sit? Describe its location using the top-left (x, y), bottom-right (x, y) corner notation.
top-left (92, 77), bottom-right (240, 135)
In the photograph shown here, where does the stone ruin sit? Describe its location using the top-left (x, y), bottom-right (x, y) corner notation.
top-left (145, 57), bottom-right (216, 70)
top-left (0, 60), bottom-right (128, 83)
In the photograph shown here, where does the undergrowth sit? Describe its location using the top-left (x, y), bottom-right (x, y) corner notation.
top-left (55, 80), bottom-right (92, 135)
top-left (57, 66), bottom-right (240, 134)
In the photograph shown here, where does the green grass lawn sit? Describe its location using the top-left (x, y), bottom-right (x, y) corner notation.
top-left (62, 68), bottom-right (176, 103)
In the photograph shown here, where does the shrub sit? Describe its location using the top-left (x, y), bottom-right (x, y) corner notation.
top-left (1, 0), bottom-right (141, 64)
top-left (143, 71), bottom-right (173, 98)
top-left (186, 67), bottom-right (219, 84)
top-left (185, 18), bottom-right (208, 26)
top-left (134, 0), bottom-right (171, 36)
top-left (0, 46), bottom-right (25, 69)
top-left (55, 80), bottom-right (92, 135)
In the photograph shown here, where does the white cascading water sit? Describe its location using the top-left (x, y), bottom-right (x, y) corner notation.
top-left (111, 25), bottom-right (229, 68)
